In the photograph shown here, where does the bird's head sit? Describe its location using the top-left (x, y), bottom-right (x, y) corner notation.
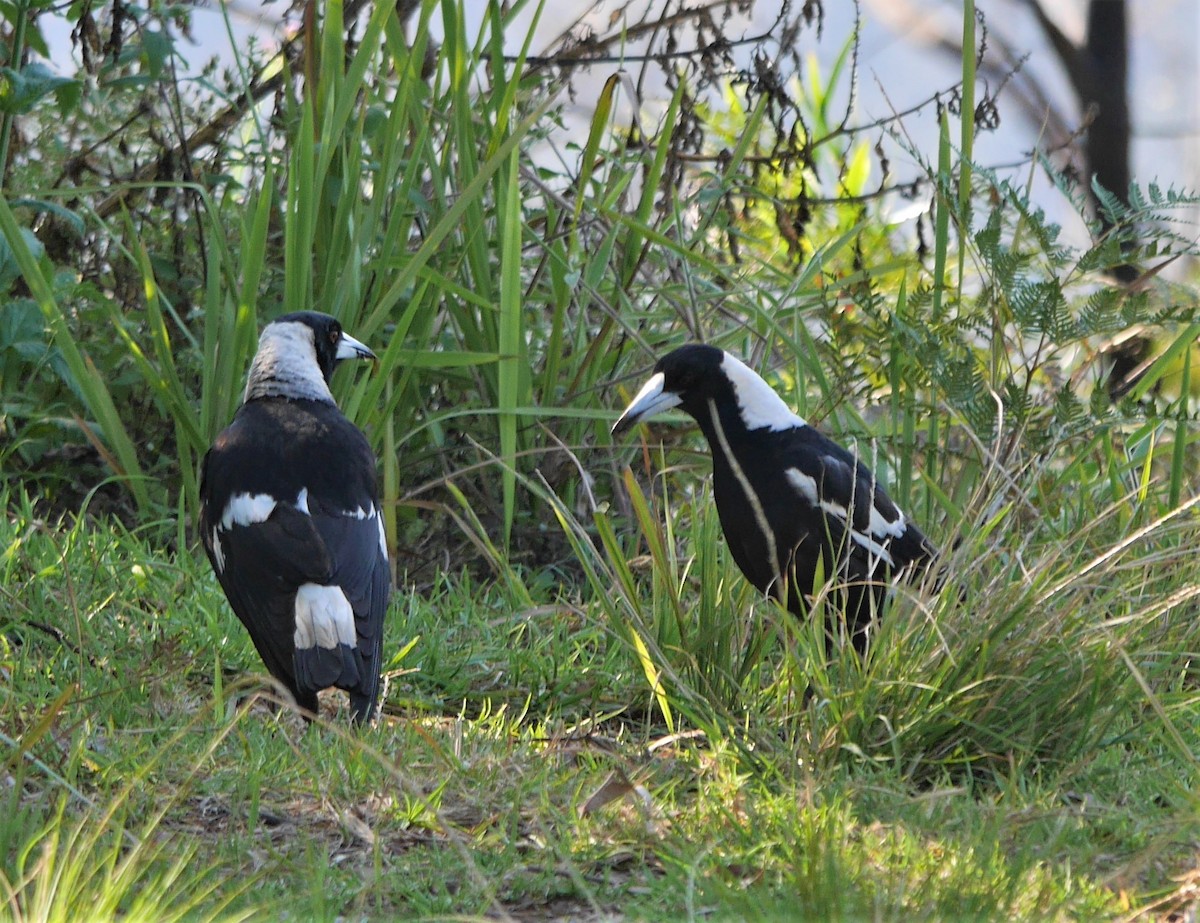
top-left (611, 344), bottom-right (726, 435)
top-left (612, 343), bottom-right (804, 436)
top-left (245, 312), bottom-right (378, 403)
top-left (281, 311), bottom-right (377, 382)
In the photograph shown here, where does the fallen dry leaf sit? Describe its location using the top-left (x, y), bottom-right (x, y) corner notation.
top-left (578, 768), bottom-right (636, 818)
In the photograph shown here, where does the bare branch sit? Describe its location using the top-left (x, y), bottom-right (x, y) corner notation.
top-left (94, 0), bottom-right (374, 220)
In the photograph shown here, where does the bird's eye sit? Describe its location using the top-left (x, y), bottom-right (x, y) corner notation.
top-left (329, 326), bottom-right (341, 344)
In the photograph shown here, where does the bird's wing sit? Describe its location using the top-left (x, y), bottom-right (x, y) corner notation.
top-left (779, 427), bottom-right (935, 571)
top-left (200, 494), bottom-right (333, 707)
top-left (302, 495), bottom-right (391, 719)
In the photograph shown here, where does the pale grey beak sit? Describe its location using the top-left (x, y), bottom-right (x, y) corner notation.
top-left (336, 331), bottom-right (377, 362)
top-left (612, 371), bottom-right (682, 435)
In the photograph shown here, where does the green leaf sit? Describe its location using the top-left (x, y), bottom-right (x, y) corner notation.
top-left (0, 297), bottom-right (51, 362)
top-left (140, 30), bottom-right (174, 79)
top-left (0, 195), bottom-right (151, 513)
top-left (54, 76), bottom-right (82, 116)
top-left (629, 625), bottom-right (674, 734)
top-left (0, 225), bottom-right (43, 292)
top-left (0, 63), bottom-right (76, 114)
top-left (10, 198), bottom-right (85, 236)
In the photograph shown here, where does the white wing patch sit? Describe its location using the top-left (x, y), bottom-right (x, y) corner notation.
top-left (785, 468), bottom-right (895, 567)
top-left (720, 352), bottom-right (807, 432)
top-left (868, 501), bottom-right (908, 539)
top-left (785, 469), bottom-right (819, 505)
top-left (846, 527), bottom-right (895, 568)
top-left (785, 468), bottom-right (849, 521)
top-left (210, 529), bottom-right (225, 573)
top-left (295, 487), bottom-right (310, 514)
top-left (375, 507), bottom-right (388, 560)
top-left (220, 492), bottom-right (277, 529)
top-left (294, 583), bottom-right (357, 650)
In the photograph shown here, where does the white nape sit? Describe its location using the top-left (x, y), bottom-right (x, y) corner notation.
top-left (244, 320), bottom-right (335, 403)
top-left (293, 584), bottom-right (357, 650)
top-left (720, 352), bottom-right (807, 432)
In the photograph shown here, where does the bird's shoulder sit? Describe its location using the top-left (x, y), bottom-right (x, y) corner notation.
top-left (767, 423), bottom-right (909, 522)
top-left (214, 399), bottom-right (368, 452)
top-left (768, 424), bottom-right (861, 488)
top-left (201, 398), bottom-right (377, 517)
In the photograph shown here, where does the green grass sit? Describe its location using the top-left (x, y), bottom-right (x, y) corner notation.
top-left (3, 482), bottom-right (1200, 921)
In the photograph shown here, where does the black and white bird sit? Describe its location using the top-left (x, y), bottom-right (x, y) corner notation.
top-left (199, 312), bottom-right (390, 723)
top-left (612, 343), bottom-right (937, 651)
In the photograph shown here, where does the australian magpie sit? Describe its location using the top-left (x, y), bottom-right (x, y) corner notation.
top-left (199, 311), bottom-right (390, 723)
top-left (612, 343), bottom-right (938, 651)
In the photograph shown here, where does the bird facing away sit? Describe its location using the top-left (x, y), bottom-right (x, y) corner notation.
top-left (199, 312), bottom-right (390, 723)
top-left (612, 343), bottom-right (938, 651)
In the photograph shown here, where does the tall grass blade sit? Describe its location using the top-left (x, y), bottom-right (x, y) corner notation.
top-left (497, 151), bottom-right (523, 545)
top-left (0, 196), bottom-right (152, 513)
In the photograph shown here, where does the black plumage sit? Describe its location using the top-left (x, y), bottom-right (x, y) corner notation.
top-left (199, 311), bottom-right (390, 723)
top-left (612, 343), bottom-right (937, 650)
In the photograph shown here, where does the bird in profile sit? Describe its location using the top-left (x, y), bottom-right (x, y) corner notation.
top-left (199, 311), bottom-right (390, 723)
top-left (612, 343), bottom-right (938, 651)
